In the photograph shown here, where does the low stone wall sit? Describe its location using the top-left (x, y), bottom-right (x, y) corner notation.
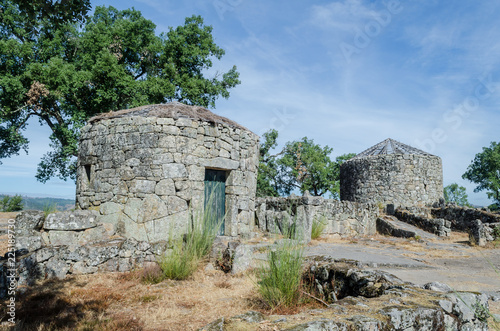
top-left (431, 205), bottom-right (500, 230)
top-left (1, 210), bottom-right (166, 298)
top-left (394, 209), bottom-right (451, 237)
top-left (255, 194), bottom-right (379, 240)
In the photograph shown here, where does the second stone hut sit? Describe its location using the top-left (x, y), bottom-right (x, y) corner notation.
top-left (340, 138), bottom-right (443, 209)
top-left (76, 102), bottom-right (259, 243)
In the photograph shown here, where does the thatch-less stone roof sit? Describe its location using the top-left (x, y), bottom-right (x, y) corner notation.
top-left (352, 138), bottom-right (434, 159)
top-left (88, 101), bottom-right (252, 132)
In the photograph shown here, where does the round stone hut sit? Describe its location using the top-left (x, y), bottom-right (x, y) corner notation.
top-left (76, 102), bottom-right (259, 242)
top-left (340, 138), bottom-right (443, 208)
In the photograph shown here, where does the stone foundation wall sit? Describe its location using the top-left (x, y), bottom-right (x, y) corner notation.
top-left (1, 211), bottom-right (165, 298)
top-left (431, 205), bottom-right (500, 230)
top-left (340, 154), bottom-right (443, 208)
top-left (255, 194), bottom-right (379, 239)
top-left (394, 209), bottom-right (451, 237)
top-left (76, 114), bottom-right (259, 241)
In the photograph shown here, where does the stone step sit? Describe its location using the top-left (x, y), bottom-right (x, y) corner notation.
top-left (376, 215), bottom-right (439, 240)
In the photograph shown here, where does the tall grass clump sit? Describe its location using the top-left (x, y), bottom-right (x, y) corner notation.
top-left (257, 240), bottom-right (305, 309)
top-left (160, 194), bottom-right (223, 280)
top-left (311, 215), bottom-right (327, 240)
top-left (43, 203), bottom-right (58, 218)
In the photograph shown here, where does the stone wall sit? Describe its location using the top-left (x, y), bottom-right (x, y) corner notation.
top-left (76, 111), bottom-right (259, 242)
top-left (340, 154), bottom-right (443, 208)
top-left (431, 205), bottom-right (500, 230)
top-left (255, 194), bottom-right (379, 239)
top-left (1, 210), bottom-right (165, 298)
top-left (394, 209), bottom-right (451, 237)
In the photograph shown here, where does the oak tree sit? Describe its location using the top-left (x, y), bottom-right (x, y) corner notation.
top-left (462, 141), bottom-right (500, 205)
top-left (0, 3), bottom-right (240, 182)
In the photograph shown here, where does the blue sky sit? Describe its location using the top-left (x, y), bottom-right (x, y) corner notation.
top-left (1, 0), bottom-right (499, 205)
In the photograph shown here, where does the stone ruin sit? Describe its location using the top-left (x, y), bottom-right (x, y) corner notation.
top-left (340, 138), bottom-right (444, 209)
top-left (4, 106), bottom-right (499, 303)
top-left (76, 102), bottom-right (260, 240)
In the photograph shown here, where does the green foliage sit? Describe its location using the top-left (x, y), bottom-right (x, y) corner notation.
top-left (443, 183), bottom-right (470, 206)
top-left (463, 141), bottom-right (500, 205)
top-left (256, 129), bottom-right (355, 198)
top-left (0, 194), bottom-right (23, 211)
top-left (493, 225), bottom-right (500, 240)
top-left (160, 199), bottom-right (223, 280)
top-left (257, 129), bottom-right (280, 197)
top-left (311, 215), bottom-right (327, 240)
top-left (257, 240), bottom-right (305, 309)
top-left (0, 3), bottom-right (240, 182)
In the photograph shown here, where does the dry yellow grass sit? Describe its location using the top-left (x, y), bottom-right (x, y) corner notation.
top-left (0, 212), bottom-right (18, 256)
top-left (4, 264), bottom-right (261, 330)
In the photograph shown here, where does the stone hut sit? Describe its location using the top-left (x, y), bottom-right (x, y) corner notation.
top-left (76, 102), bottom-right (259, 242)
top-left (340, 138), bottom-right (443, 208)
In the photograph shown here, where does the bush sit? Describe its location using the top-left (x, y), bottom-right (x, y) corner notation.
top-left (257, 240), bottom-right (305, 309)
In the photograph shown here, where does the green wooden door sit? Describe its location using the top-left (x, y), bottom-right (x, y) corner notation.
top-left (204, 169), bottom-right (226, 235)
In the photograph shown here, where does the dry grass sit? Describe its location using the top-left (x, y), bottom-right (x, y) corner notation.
top-left (0, 212), bottom-right (19, 256)
top-left (1, 264), bottom-right (262, 330)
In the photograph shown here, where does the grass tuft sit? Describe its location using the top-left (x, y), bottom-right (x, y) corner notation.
top-left (311, 215), bottom-right (327, 240)
top-left (256, 240), bottom-right (305, 309)
top-left (159, 198), bottom-right (223, 280)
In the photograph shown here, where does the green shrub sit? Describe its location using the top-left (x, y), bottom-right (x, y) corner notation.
top-left (257, 240), bottom-right (305, 309)
top-left (311, 215), bottom-right (327, 240)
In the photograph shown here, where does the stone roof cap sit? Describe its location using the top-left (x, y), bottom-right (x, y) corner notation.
top-left (352, 138), bottom-right (434, 159)
top-left (88, 101), bottom-right (254, 133)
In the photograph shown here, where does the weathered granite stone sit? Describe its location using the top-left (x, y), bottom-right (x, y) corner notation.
top-left (15, 231), bottom-right (43, 252)
top-left (44, 210), bottom-right (99, 231)
top-left (15, 210), bottom-right (45, 234)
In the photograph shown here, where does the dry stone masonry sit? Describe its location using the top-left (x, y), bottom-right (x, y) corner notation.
top-left (76, 102), bottom-right (260, 242)
top-left (255, 193), bottom-right (379, 240)
top-left (340, 138), bottom-right (443, 208)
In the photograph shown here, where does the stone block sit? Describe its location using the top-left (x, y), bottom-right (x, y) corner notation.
top-left (129, 179), bottom-right (156, 194)
top-left (44, 210), bottom-right (99, 231)
top-left (16, 232), bottom-right (43, 252)
top-left (201, 157), bottom-right (239, 170)
top-left (138, 194), bottom-right (169, 223)
top-left (70, 261), bottom-right (98, 275)
top-left (100, 202), bottom-right (123, 215)
top-left (44, 257), bottom-right (70, 279)
top-left (162, 163), bottom-right (187, 178)
top-left (166, 196), bottom-right (188, 214)
top-left (15, 211), bottom-right (45, 233)
top-left (48, 230), bottom-right (79, 246)
top-left (155, 179), bottom-right (175, 196)
top-left (176, 118), bottom-right (192, 127)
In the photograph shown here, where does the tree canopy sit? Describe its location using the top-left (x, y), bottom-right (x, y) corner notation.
top-left (0, 194), bottom-right (23, 212)
top-left (0, 3), bottom-right (240, 182)
top-left (462, 141), bottom-right (500, 205)
top-left (443, 183), bottom-right (470, 207)
top-left (257, 129), bottom-right (354, 198)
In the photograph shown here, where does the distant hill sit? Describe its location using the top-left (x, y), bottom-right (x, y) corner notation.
top-left (0, 195), bottom-right (75, 211)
